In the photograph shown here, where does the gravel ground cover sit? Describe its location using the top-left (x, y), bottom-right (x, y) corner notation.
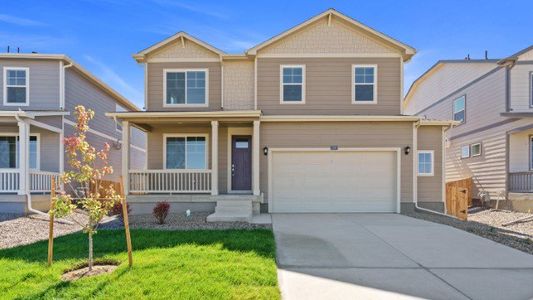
top-left (1, 212), bottom-right (269, 249)
top-left (406, 209), bottom-right (533, 255)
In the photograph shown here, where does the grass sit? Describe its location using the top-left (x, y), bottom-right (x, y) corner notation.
top-left (0, 229), bottom-right (279, 299)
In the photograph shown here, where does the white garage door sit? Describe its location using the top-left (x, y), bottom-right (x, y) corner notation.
top-left (270, 150), bottom-right (398, 213)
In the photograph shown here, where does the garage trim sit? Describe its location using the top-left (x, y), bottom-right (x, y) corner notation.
top-left (267, 147), bottom-right (402, 213)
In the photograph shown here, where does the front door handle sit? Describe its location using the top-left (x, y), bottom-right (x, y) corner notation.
top-left (231, 164), bottom-right (235, 177)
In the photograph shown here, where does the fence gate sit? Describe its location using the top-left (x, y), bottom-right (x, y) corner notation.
top-left (446, 178), bottom-right (471, 220)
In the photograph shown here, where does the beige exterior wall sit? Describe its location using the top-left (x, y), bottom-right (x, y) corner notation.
top-left (417, 126), bottom-right (443, 204)
top-left (509, 63), bottom-right (533, 112)
top-left (259, 121), bottom-right (414, 202)
top-left (223, 60), bottom-right (254, 110)
top-left (146, 62), bottom-right (221, 111)
top-left (517, 48), bottom-right (533, 61)
top-left (258, 16), bottom-right (398, 56)
top-left (257, 57), bottom-right (401, 115)
top-left (509, 128), bottom-right (533, 172)
top-left (146, 38), bottom-right (219, 61)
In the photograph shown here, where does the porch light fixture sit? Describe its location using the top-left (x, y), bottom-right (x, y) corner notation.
top-left (404, 146), bottom-right (411, 155)
top-left (263, 146), bottom-right (269, 156)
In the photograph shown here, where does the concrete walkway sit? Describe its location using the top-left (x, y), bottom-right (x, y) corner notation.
top-left (272, 214), bottom-right (533, 300)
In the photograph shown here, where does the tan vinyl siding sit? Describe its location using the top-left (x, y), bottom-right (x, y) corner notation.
top-left (417, 126), bottom-right (443, 203)
top-left (260, 122), bottom-right (413, 202)
top-left (509, 63), bottom-right (533, 112)
top-left (0, 59), bottom-right (60, 110)
top-left (146, 62), bottom-right (221, 111)
top-left (146, 39), bottom-right (219, 61)
top-left (257, 57), bottom-right (401, 115)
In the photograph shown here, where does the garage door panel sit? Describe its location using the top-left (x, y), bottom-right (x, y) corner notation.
top-left (271, 151), bottom-right (397, 213)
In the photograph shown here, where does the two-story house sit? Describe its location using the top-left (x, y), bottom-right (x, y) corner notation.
top-left (404, 45), bottom-right (533, 212)
top-left (108, 9), bottom-right (454, 220)
top-left (0, 53), bottom-right (146, 214)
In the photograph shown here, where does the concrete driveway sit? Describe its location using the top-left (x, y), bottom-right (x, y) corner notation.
top-left (272, 214), bottom-right (533, 300)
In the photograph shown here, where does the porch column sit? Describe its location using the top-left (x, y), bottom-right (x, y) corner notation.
top-left (211, 121), bottom-right (219, 195)
top-left (17, 120), bottom-right (30, 195)
top-left (252, 120), bottom-right (260, 196)
top-left (121, 121), bottom-right (130, 196)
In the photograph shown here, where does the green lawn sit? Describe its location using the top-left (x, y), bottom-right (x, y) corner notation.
top-left (0, 229), bottom-right (279, 299)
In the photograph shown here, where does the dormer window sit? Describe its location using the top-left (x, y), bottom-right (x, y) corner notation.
top-left (353, 65), bottom-right (377, 104)
top-left (3, 67), bottom-right (29, 106)
top-left (164, 69), bottom-right (208, 107)
top-left (280, 65), bottom-right (305, 103)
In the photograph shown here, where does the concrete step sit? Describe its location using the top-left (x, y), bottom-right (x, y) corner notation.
top-left (206, 212), bottom-right (252, 222)
top-left (207, 199), bottom-right (254, 223)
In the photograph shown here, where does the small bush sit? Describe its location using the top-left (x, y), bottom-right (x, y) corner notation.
top-left (153, 202), bottom-right (170, 224)
top-left (110, 202), bottom-right (131, 222)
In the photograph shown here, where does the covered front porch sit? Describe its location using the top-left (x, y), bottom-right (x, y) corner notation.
top-left (507, 126), bottom-right (533, 210)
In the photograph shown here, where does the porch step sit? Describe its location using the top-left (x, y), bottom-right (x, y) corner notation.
top-left (206, 198), bottom-right (253, 223)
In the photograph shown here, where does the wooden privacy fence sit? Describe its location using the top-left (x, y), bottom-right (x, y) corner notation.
top-left (89, 180), bottom-right (124, 197)
top-left (445, 178), bottom-right (472, 221)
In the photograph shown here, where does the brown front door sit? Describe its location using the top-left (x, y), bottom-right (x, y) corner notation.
top-left (231, 136), bottom-right (252, 191)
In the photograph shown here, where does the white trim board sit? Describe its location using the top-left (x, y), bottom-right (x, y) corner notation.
top-left (267, 147), bottom-right (401, 213)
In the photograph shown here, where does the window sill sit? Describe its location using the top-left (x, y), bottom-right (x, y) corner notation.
top-left (3, 102), bottom-right (29, 106)
top-left (163, 103), bottom-right (209, 108)
top-left (352, 100), bottom-right (378, 105)
top-left (279, 100), bottom-right (305, 104)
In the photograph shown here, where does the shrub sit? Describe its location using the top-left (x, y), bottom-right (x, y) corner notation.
top-left (153, 202), bottom-right (170, 224)
top-left (111, 202), bottom-right (131, 222)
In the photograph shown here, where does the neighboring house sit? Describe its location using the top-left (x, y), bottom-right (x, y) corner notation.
top-left (108, 9), bottom-right (453, 220)
top-left (404, 45), bottom-right (533, 212)
top-left (0, 53), bottom-right (146, 214)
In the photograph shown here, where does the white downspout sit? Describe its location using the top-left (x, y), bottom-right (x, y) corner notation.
top-left (412, 121), bottom-right (457, 218)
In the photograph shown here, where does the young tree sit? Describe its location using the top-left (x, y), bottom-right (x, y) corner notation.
top-left (51, 105), bottom-right (122, 271)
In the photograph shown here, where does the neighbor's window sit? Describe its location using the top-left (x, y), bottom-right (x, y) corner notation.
top-left (418, 151), bottom-right (434, 176)
top-left (281, 65), bottom-right (304, 103)
top-left (530, 73), bottom-right (533, 107)
top-left (165, 136), bottom-right (206, 169)
top-left (461, 145), bottom-right (470, 159)
top-left (4, 67), bottom-right (29, 105)
top-left (353, 65), bottom-right (377, 103)
top-left (0, 135), bottom-right (38, 169)
top-left (530, 136), bottom-right (533, 170)
top-left (453, 95), bottom-right (466, 123)
top-left (471, 143), bottom-right (482, 157)
top-left (165, 69), bottom-right (207, 106)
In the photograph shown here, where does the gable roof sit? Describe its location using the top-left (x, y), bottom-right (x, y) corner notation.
top-left (246, 8), bottom-right (416, 61)
top-left (133, 8), bottom-right (416, 62)
top-left (497, 44), bottom-right (533, 64)
top-left (133, 31), bottom-right (226, 63)
top-left (0, 53), bottom-right (140, 111)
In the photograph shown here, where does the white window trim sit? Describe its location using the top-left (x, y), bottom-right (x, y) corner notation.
top-left (453, 95), bottom-right (466, 124)
top-left (3, 67), bottom-right (30, 106)
top-left (461, 145), bottom-right (470, 159)
top-left (280, 64), bottom-right (306, 104)
top-left (471, 142), bottom-right (482, 157)
top-left (0, 132), bottom-right (40, 170)
top-left (530, 135), bottom-right (533, 171)
top-left (529, 72), bottom-right (533, 108)
top-left (417, 150), bottom-right (434, 177)
top-left (352, 64), bottom-right (378, 104)
top-left (163, 68), bottom-right (209, 108)
top-left (163, 133), bottom-right (209, 170)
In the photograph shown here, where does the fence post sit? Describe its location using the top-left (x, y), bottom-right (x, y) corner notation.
top-left (47, 177), bottom-right (56, 266)
top-left (119, 176), bottom-right (133, 267)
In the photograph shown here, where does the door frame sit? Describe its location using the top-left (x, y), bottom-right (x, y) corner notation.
top-left (267, 147), bottom-right (402, 213)
top-left (227, 127), bottom-right (253, 193)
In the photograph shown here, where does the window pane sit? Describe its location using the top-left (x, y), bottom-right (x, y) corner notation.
top-left (7, 87), bottom-right (27, 103)
top-left (7, 70), bottom-right (26, 86)
top-left (29, 136), bottom-right (37, 169)
top-left (354, 67), bottom-right (374, 84)
top-left (166, 137), bottom-right (185, 169)
top-left (186, 71), bottom-right (206, 104)
top-left (355, 85), bottom-right (374, 101)
top-left (454, 110), bottom-right (465, 122)
top-left (283, 85), bottom-right (302, 101)
top-left (283, 67), bottom-right (302, 84)
top-left (166, 72), bottom-right (185, 104)
top-left (0, 137), bottom-right (17, 168)
top-left (471, 144), bottom-right (481, 156)
top-left (186, 137), bottom-right (206, 169)
top-left (453, 97), bottom-right (465, 113)
top-left (461, 145), bottom-right (470, 158)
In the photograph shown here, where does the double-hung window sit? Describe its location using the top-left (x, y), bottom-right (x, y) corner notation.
top-left (280, 65), bottom-right (305, 103)
top-left (353, 65), bottom-right (377, 103)
top-left (164, 69), bottom-right (208, 106)
top-left (0, 135), bottom-right (38, 169)
top-left (165, 135), bottom-right (207, 169)
top-left (3, 67), bottom-right (29, 106)
top-left (418, 150), bottom-right (434, 176)
top-left (530, 136), bottom-right (533, 170)
top-left (453, 95), bottom-right (466, 123)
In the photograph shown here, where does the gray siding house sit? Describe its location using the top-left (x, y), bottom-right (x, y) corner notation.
top-left (0, 53), bottom-right (146, 214)
top-left (404, 45), bottom-right (533, 211)
top-left (109, 9), bottom-right (454, 220)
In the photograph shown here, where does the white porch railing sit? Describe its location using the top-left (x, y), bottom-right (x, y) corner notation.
top-left (0, 169), bottom-right (20, 193)
top-left (129, 169), bottom-right (212, 193)
top-left (509, 172), bottom-right (533, 193)
top-left (30, 170), bottom-right (61, 193)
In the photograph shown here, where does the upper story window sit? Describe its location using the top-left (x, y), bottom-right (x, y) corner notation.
top-left (418, 150), bottom-right (434, 176)
top-left (453, 95), bottom-right (466, 124)
top-left (280, 65), bottom-right (305, 103)
top-left (164, 69), bottom-right (208, 107)
top-left (353, 65), bottom-right (377, 104)
top-left (3, 67), bottom-right (29, 106)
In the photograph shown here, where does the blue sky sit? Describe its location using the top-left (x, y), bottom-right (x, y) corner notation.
top-left (1, 0), bottom-right (532, 109)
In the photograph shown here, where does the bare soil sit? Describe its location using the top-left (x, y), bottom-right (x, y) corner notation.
top-left (61, 265), bottom-right (118, 281)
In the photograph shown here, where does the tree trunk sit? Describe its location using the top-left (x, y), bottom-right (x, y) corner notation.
top-left (88, 231), bottom-right (94, 271)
